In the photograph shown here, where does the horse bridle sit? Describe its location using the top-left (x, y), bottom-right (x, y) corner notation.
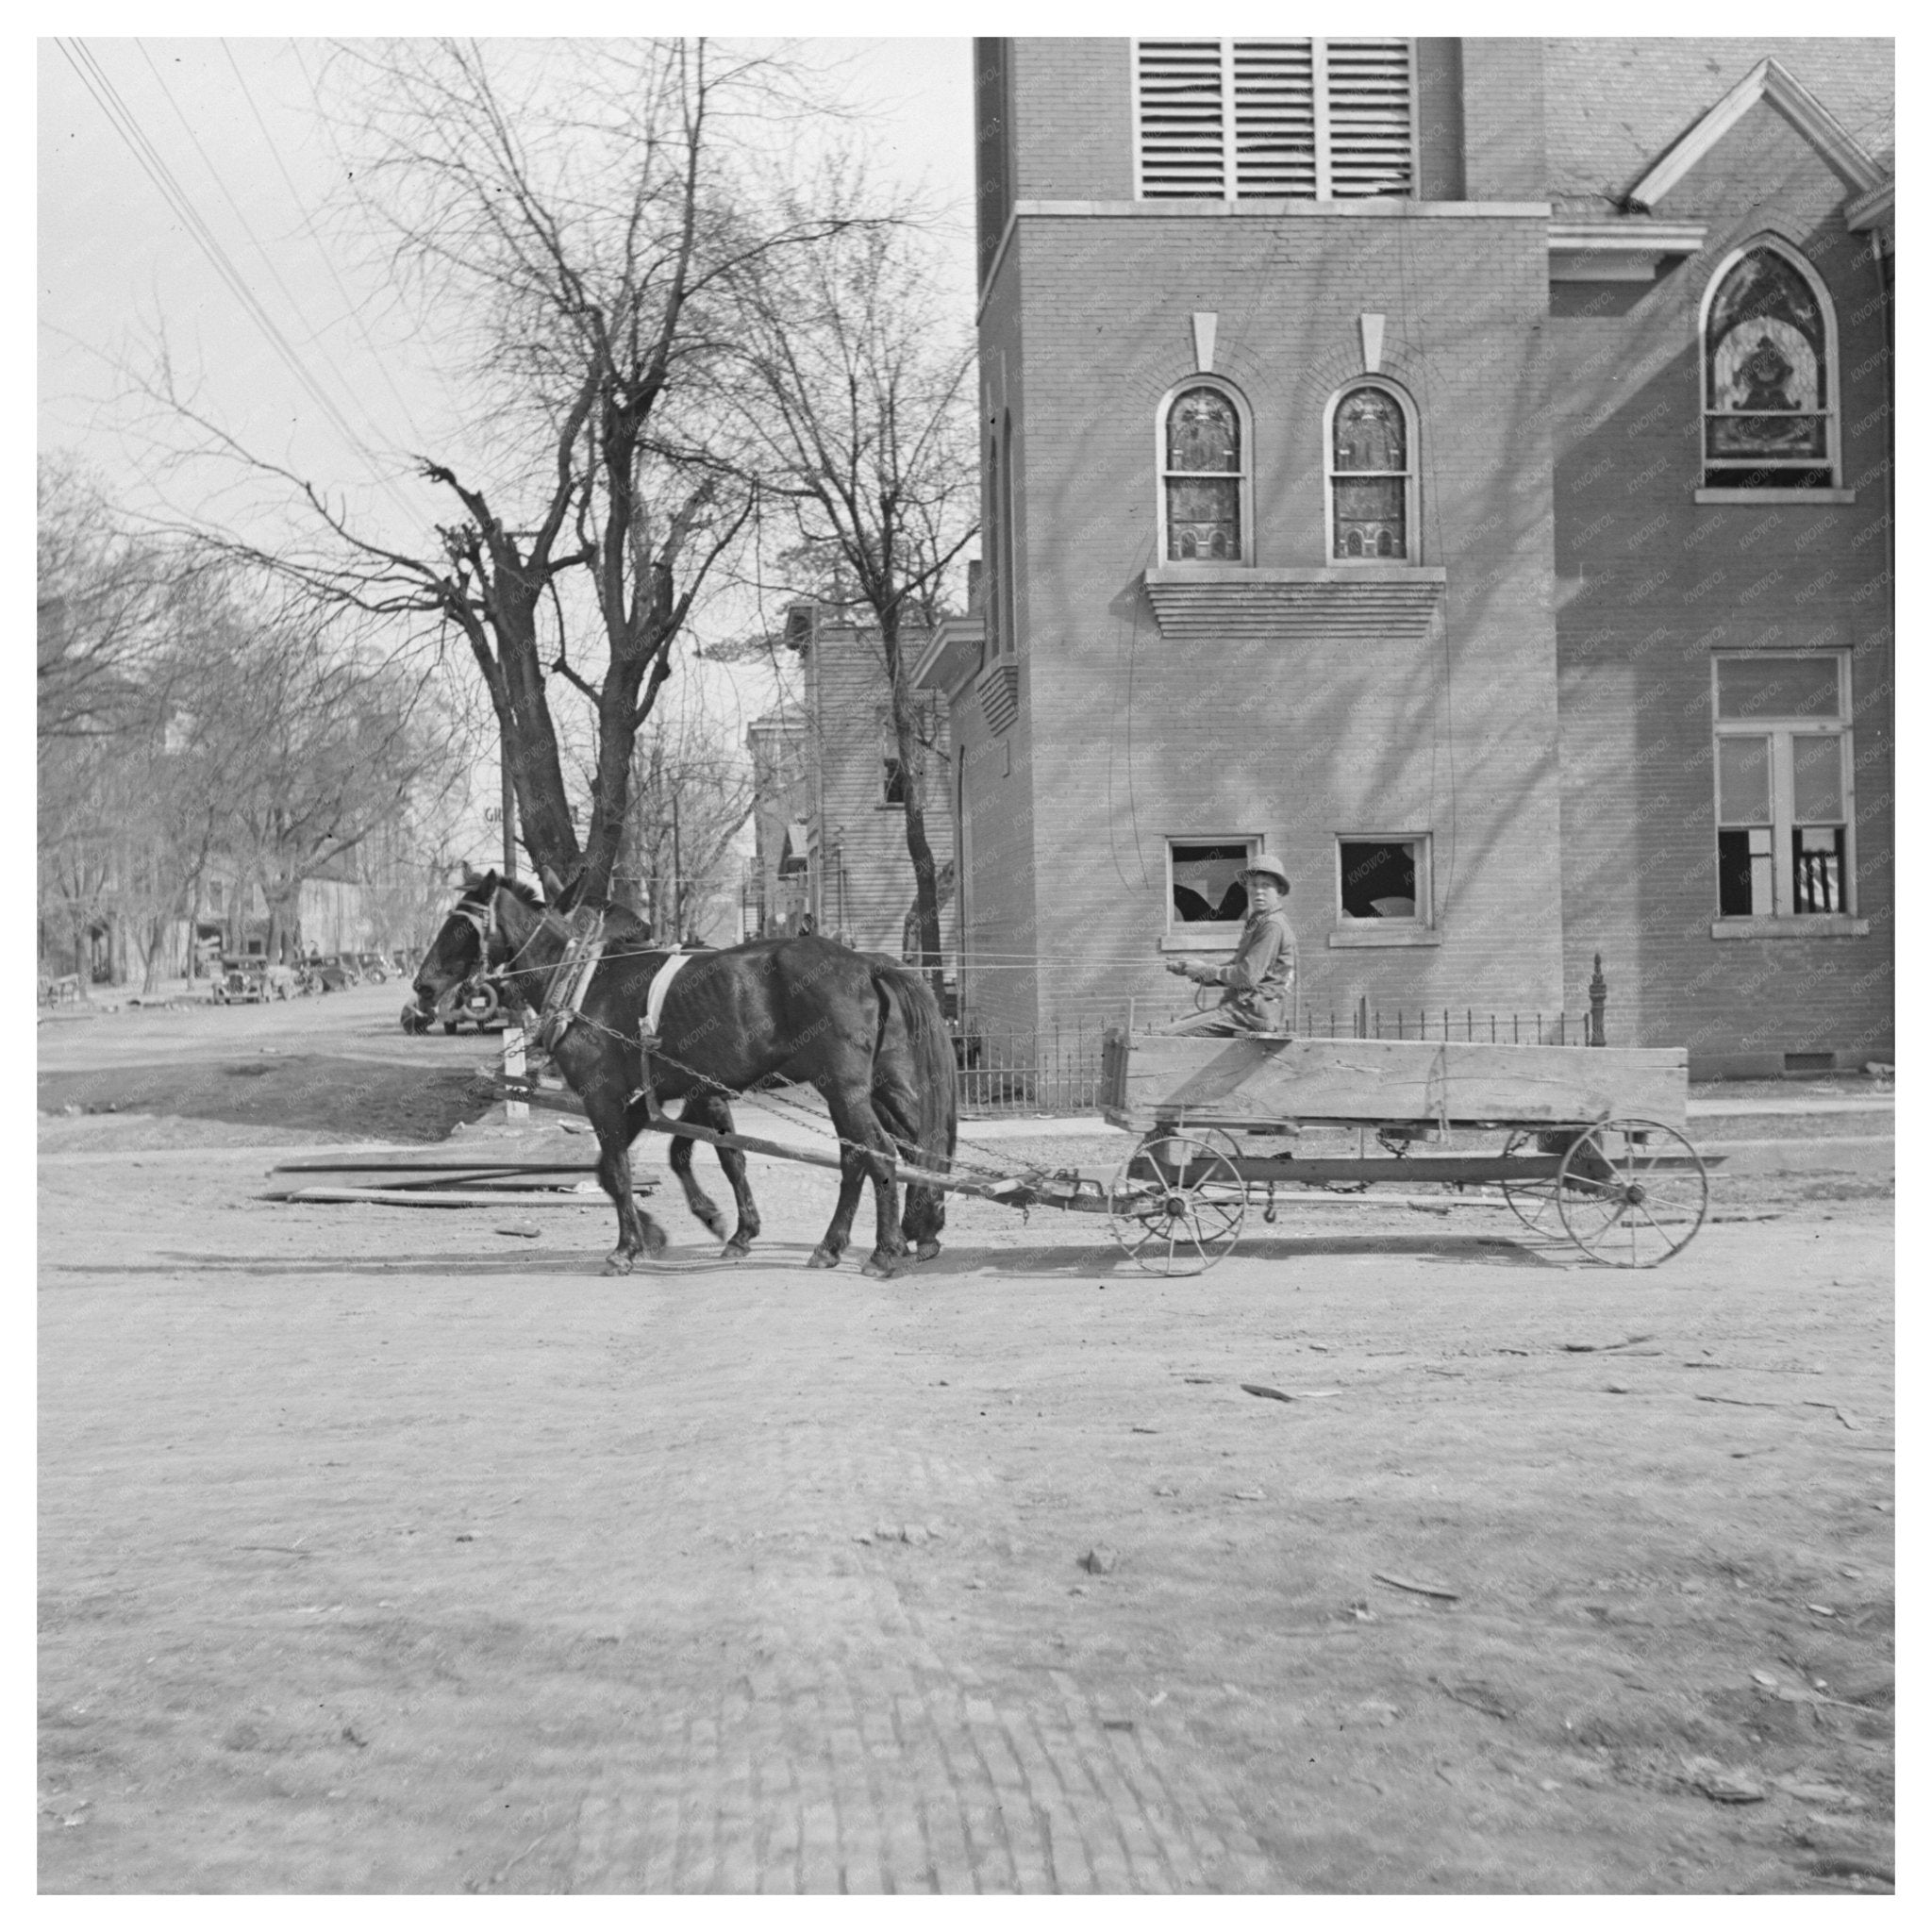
top-left (455, 878), bottom-right (594, 985)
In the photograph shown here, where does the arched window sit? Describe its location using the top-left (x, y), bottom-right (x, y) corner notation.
top-left (1159, 382), bottom-right (1248, 561)
top-left (1701, 242), bottom-right (1838, 491)
top-left (1325, 381), bottom-right (1416, 560)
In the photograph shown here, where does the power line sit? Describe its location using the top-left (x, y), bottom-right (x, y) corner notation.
top-left (58, 38), bottom-right (422, 530)
top-left (136, 37), bottom-right (406, 465)
top-left (220, 38), bottom-right (433, 447)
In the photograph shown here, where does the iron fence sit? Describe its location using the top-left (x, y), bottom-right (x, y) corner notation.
top-left (951, 987), bottom-right (1603, 1115)
top-left (950, 1019), bottom-right (1107, 1113)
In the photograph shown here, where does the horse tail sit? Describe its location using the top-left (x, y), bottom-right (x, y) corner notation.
top-left (869, 961), bottom-right (958, 1241)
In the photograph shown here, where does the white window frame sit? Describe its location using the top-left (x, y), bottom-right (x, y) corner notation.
top-left (1710, 652), bottom-right (1857, 924)
top-left (1696, 238), bottom-right (1845, 501)
top-left (1333, 831), bottom-right (1433, 934)
top-left (1131, 38), bottom-right (1415, 201)
top-left (1155, 377), bottom-right (1254, 566)
top-left (1159, 833), bottom-right (1263, 952)
top-left (1323, 378), bottom-right (1421, 564)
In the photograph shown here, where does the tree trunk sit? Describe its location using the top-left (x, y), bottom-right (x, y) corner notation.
top-left (879, 613), bottom-right (945, 1003)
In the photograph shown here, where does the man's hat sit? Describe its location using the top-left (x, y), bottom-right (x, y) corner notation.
top-left (1241, 854), bottom-right (1291, 891)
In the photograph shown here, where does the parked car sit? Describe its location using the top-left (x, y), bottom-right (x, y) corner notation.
top-left (304, 955), bottom-right (356, 991)
top-left (212, 958), bottom-right (270, 1004)
top-left (354, 952), bottom-right (390, 983)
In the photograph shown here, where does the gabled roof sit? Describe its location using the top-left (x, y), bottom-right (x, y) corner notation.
top-left (1624, 56), bottom-right (1888, 208)
top-left (1542, 40), bottom-right (1892, 214)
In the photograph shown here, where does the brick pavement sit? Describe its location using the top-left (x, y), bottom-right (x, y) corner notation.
top-left (39, 1141), bottom-right (1893, 1893)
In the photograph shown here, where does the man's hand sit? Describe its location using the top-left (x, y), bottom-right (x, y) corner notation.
top-left (1164, 958), bottom-right (1191, 977)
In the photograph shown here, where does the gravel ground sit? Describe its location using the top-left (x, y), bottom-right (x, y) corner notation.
top-left (40, 990), bottom-right (1894, 1893)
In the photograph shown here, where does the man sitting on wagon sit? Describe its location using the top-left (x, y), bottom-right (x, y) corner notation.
top-left (1162, 854), bottom-right (1296, 1036)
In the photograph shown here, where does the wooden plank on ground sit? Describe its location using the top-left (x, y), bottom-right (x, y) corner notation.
top-left (1107, 1035), bottom-right (1688, 1130)
top-left (266, 1187), bottom-right (614, 1208)
top-left (272, 1152), bottom-right (598, 1174)
top-left (277, 1171), bottom-right (608, 1193)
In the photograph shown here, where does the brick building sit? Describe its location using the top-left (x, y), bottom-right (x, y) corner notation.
top-left (745, 604), bottom-right (961, 970)
top-left (916, 37), bottom-right (1892, 1075)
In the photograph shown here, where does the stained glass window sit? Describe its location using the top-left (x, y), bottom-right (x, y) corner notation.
top-left (1163, 386), bottom-right (1243, 561)
top-left (1329, 385), bottom-right (1408, 558)
top-left (1704, 246), bottom-right (1835, 489)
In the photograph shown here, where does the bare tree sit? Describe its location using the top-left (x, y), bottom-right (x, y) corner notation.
top-left (202, 617), bottom-right (457, 962)
top-left (37, 456), bottom-right (181, 748)
top-left (726, 216), bottom-right (978, 988)
top-left (154, 39), bottom-right (880, 903)
top-left (36, 475), bottom-right (458, 986)
top-left (612, 704), bottom-right (756, 941)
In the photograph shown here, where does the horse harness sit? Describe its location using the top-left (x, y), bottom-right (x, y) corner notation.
top-left (472, 885), bottom-right (708, 1121)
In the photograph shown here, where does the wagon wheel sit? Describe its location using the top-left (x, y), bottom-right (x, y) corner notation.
top-left (1107, 1130), bottom-right (1246, 1276)
top-left (1498, 1128), bottom-right (1570, 1237)
top-left (1557, 1119), bottom-right (1709, 1268)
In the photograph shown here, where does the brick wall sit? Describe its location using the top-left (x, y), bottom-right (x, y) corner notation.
top-left (1550, 100), bottom-right (1893, 1072)
top-left (804, 623), bottom-right (960, 963)
top-left (1008, 39), bottom-right (1132, 203)
top-left (973, 37), bottom-right (1893, 1068)
top-left (995, 206), bottom-right (1567, 1034)
top-left (1461, 41), bottom-right (1547, 201)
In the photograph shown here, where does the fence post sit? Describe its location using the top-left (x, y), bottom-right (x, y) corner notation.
top-left (1589, 953), bottom-right (1607, 1047)
top-left (503, 1024), bottom-right (528, 1123)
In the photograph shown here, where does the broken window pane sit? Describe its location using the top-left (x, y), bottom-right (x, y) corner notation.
top-left (1792, 825), bottom-right (1844, 913)
top-left (1339, 840), bottom-right (1419, 919)
top-left (882, 757), bottom-right (908, 806)
top-left (1170, 841), bottom-right (1253, 923)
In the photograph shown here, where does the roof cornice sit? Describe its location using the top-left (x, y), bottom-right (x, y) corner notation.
top-left (1626, 58), bottom-right (1886, 208)
top-left (1845, 177), bottom-right (1894, 231)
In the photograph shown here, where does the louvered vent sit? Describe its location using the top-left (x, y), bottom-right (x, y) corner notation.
top-left (1231, 42), bottom-right (1316, 198)
top-left (1135, 39), bottom-right (1411, 201)
top-left (975, 661), bottom-right (1020, 737)
top-left (1324, 40), bottom-right (1414, 198)
top-left (1136, 41), bottom-right (1228, 197)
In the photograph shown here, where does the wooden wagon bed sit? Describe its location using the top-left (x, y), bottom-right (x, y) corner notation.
top-left (1101, 1031), bottom-right (1688, 1134)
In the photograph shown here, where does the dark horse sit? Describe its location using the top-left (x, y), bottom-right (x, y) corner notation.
top-left (412, 870), bottom-right (957, 1277)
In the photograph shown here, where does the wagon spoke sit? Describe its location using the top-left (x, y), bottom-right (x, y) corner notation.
top-left (1558, 1120), bottom-right (1708, 1267)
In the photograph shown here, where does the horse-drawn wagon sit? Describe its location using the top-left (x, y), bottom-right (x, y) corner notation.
top-left (411, 871), bottom-right (1709, 1280)
top-left (1071, 1027), bottom-right (1710, 1275)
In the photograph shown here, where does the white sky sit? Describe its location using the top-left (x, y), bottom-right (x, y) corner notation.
top-left (36, 32), bottom-right (977, 864)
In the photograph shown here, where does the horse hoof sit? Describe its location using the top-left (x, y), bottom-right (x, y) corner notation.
top-left (915, 1241), bottom-right (941, 1262)
top-left (701, 1214), bottom-right (727, 1241)
top-left (860, 1253), bottom-right (903, 1280)
top-left (722, 1241), bottom-right (752, 1261)
top-left (807, 1247), bottom-right (840, 1270)
top-left (602, 1253), bottom-right (634, 1277)
top-left (641, 1229), bottom-right (669, 1260)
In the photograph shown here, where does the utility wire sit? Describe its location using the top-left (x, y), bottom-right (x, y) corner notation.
top-left (224, 38), bottom-right (433, 447)
top-left (59, 38), bottom-right (421, 530)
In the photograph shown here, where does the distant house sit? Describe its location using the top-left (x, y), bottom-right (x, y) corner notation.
top-left (744, 603), bottom-right (961, 974)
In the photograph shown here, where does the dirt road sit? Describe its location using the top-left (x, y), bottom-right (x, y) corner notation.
top-left (39, 990), bottom-right (1894, 1892)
